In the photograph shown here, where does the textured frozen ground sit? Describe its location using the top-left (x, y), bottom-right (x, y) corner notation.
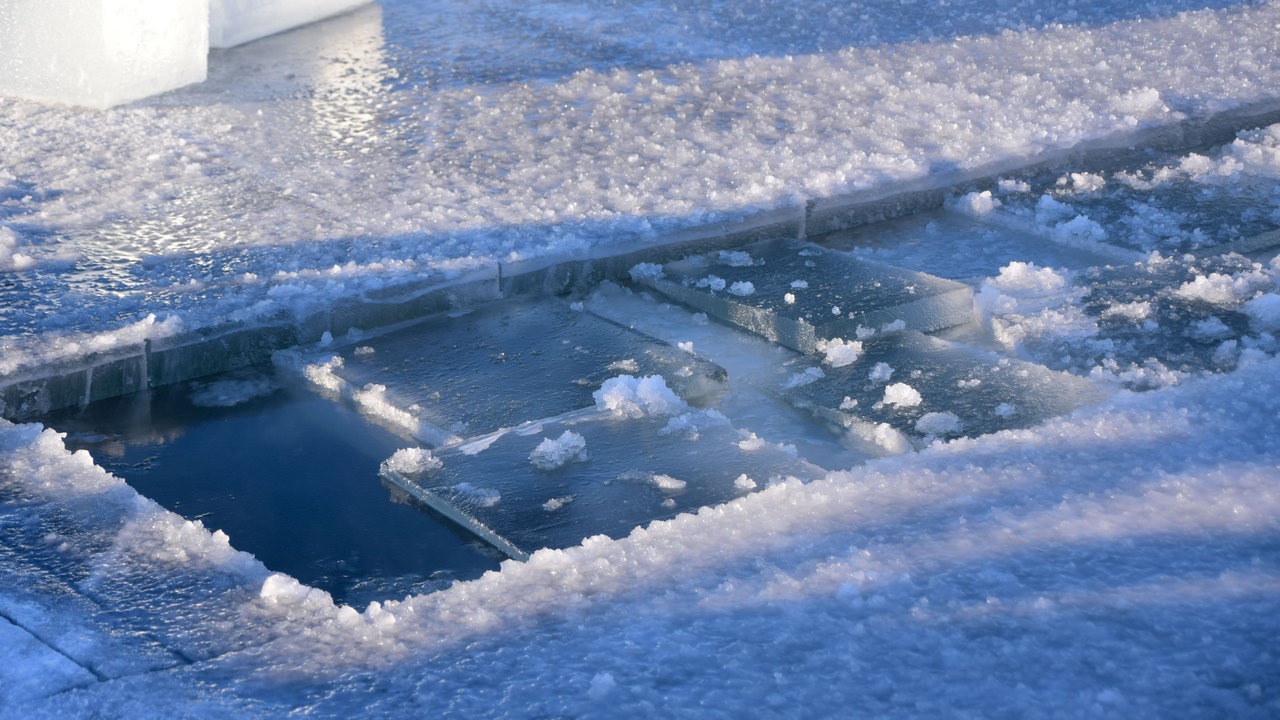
top-left (2, 349), bottom-right (1278, 717)
top-left (3, 0), bottom-right (1280, 373)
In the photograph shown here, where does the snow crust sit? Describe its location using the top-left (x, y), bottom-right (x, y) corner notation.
top-left (3, 1), bottom-right (1280, 372)
top-left (5, 351), bottom-right (1280, 717)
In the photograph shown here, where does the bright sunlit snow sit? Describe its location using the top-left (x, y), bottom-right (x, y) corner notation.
top-left (2, 0), bottom-right (1280, 717)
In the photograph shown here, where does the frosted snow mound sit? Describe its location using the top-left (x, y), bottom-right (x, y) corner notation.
top-left (529, 431), bottom-right (589, 471)
top-left (593, 375), bottom-right (686, 417)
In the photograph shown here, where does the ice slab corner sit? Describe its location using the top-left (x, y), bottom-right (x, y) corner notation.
top-left (0, 0), bottom-right (209, 109)
top-left (209, 0), bottom-right (370, 48)
top-left (634, 239), bottom-right (977, 354)
top-left (382, 409), bottom-right (825, 560)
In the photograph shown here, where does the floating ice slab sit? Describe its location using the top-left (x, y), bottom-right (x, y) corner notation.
top-left (768, 330), bottom-right (1110, 449)
top-left (0, 0), bottom-right (208, 109)
top-left (382, 408), bottom-right (824, 560)
top-left (291, 299), bottom-right (728, 444)
top-left (210, 0), bottom-right (369, 48)
top-left (634, 239), bottom-right (976, 354)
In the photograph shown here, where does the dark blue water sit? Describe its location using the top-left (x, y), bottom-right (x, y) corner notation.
top-left (46, 368), bottom-right (502, 610)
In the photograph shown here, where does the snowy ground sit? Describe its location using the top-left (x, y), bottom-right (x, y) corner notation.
top-left (3, 0), bottom-right (1280, 717)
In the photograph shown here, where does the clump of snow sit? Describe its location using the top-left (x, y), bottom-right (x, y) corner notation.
top-left (354, 383), bottom-right (422, 436)
top-left (782, 366), bottom-right (825, 389)
top-left (839, 396), bottom-right (858, 410)
top-left (880, 320), bottom-right (906, 333)
top-left (607, 358), bottom-right (640, 373)
top-left (353, 345), bottom-right (376, 357)
top-left (530, 431), bottom-right (589, 471)
top-left (948, 190), bottom-right (1001, 216)
top-left (733, 474), bottom-right (757, 491)
top-left (593, 375), bottom-right (685, 417)
top-left (651, 474), bottom-right (687, 491)
top-left (1242, 293), bottom-right (1280, 332)
top-left (831, 306), bottom-right (841, 315)
top-left (728, 281), bottom-right (755, 296)
top-left (997, 177), bottom-right (1031, 194)
top-left (381, 448), bottom-right (443, 476)
top-left (883, 383), bottom-right (922, 408)
top-left (815, 337), bottom-right (862, 368)
top-left (629, 263), bottom-right (664, 282)
top-left (0, 226), bottom-right (34, 272)
top-left (659, 414), bottom-right (700, 441)
top-left (1175, 268), bottom-right (1271, 305)
top-left (915, 412), bottom-right (962, 437)
top-left (696, 275), bottom-right (727, 291)
top-left (869, 362), bottom-right (894, 383)
top-left (994, 403), bottom-right (1017, 418)
top-left (542, 496), bottom-right (573, 512)
top-left (784, 293), bottom-right (796, 304)
top-left (1101, 301), bottom-right (1152, 323)
top-left (986, 261), bottom-right (1069, 295)
top-left (718, 251), bottom-right (754, 267)
top-left (790, 280), bottom-right (809, 289)
top-left (1109, 87), bottom-right (1169, 123)
top-left (302, 356), bottom-right (346, 394)
top-left (1056, 172), bottom-right (1106, 193)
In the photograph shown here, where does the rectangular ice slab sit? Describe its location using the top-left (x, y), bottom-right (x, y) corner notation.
top-left (292, 298), bottom-right (727, 444)
top-left (382, 409), bottom-right (824, 560)
top-left (769, 330), bottom-right (1110, 450)
top-left (210, 0), bottom-right (369, 48)
top-left (0, 0), bottom-right (208, 109)
top-left (634, 239), bottom-right (976, 354)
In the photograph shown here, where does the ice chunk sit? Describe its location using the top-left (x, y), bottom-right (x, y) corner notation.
top-left (381, 409), bottom-right (824, 560)
top-left (635, 239), bottom-right (975, 356)
top-left (291, 298), bottom-right (726, 442)
top-left (772, 330), bottom-right (1110, 447)
top-left (530, 431), bottom-right (589, 470)
top-left (209, 0), bottom-right (370, 49)
top-left (883, 383), bottom-right (923, 408)
top-left (594, 375), bottom-right (685, 418)
top-left (0, 0), bottom-right (207, 108)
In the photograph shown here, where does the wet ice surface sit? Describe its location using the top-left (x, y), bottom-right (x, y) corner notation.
top-left (771, 329), bottom-right (1110, 449)
top-left (391, 406), bottom-right (822, 560)
top-left (636, 239), bottom-right (976, 349)
top-left (287, 297), bottom-right (727, 444)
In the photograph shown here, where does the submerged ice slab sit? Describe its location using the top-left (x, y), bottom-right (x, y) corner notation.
top-left (291, 299), bottom-right (728, 444)
top-left (382, 408), bottom-right (824, 560)
top-left (770, 330), bottom-right (1110, 449)
top-left (0, 0), bottom-right (208, 109)
top-left (634, 239), bottom-right (976, 354)
top-left (210, 0), bottom-right (369, 48)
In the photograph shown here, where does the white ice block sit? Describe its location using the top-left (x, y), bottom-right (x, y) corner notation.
top-left (209, 0), bottom-right (369, 48)
top-left (0, 0), bottom-right (208, 109)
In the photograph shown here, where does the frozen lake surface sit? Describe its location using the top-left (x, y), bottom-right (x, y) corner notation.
top-left (3, 1), bottom-right (1280, 717)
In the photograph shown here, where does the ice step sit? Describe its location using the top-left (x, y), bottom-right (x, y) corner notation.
top-left (381, 407), bottom-right (825, 561)
top-left (287, 298), bottom-right (728, 444)
top-left (767, 329), bottom-right (1111, 450)
top-left (632, 238), bottom-right (976, 354)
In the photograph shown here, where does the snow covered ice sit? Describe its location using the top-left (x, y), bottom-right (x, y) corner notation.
top-left (3, 0), bottom-right (1280, 717)
top-left (635, 238), bottom-right (977, 352)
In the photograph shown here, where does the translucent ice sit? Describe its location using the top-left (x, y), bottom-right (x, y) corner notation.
top-left (209, 0), bottom-right (370, 48)
top-left (0, 0), bottom-right (207, 108)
